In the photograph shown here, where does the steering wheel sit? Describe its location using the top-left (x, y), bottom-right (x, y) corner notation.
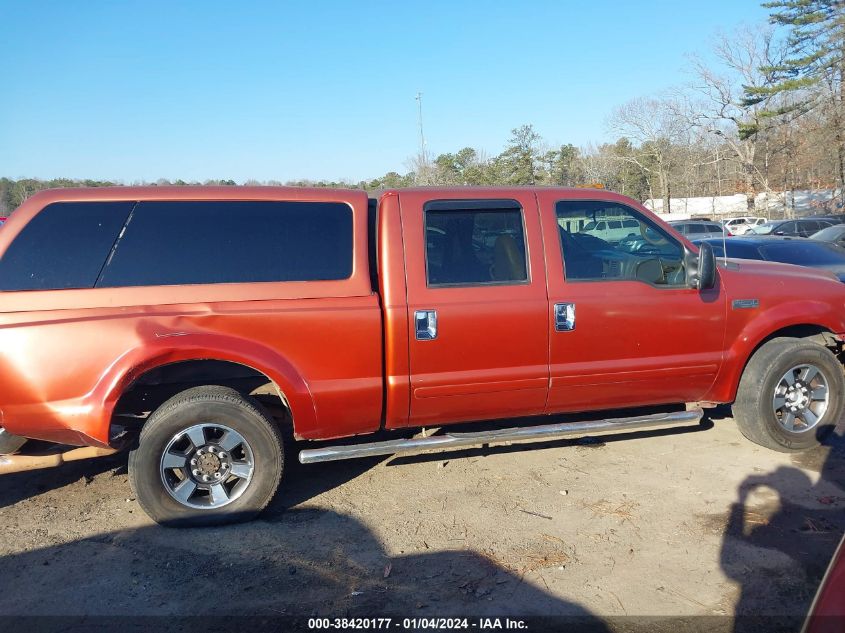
top-left (633, 243), bottom-right (661, 255)
top-left (640, 224), bottom-right (669, 246)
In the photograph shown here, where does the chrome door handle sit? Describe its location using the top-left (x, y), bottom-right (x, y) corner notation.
top-left (415, 309), bottom-right (437, 340)
top-left (554, 303), bottom-right (575, 332)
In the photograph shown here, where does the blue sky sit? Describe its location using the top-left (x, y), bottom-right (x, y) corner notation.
top-left (1, 1), bottom-right (770, 183)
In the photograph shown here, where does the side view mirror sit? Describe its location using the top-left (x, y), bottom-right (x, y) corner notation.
top-left (687, 242), bottom-right (716, 290)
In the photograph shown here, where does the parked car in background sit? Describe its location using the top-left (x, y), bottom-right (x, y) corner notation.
top-left (694, 235), bottom-right (845, 282)
top-left (806, 214), bottom-right (845, 225)
top-left (668, 220), bottom-right (731, 240)
top-left (748, 218), bottom-right (834, 237)
top-left (721, 217), bottom-right (766, 235)
top-left (810, 223), bottom-right (845, 248)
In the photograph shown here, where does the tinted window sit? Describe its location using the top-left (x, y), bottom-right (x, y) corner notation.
top-left (425, 200), bottom-right (527, 286)
top-left (98, 201), bottom-right (352, 287)
top-left (703, 223), bottom-right (723, 232)
top-left (759, 241), bottom-right (845, 266)
top-left (556, 201), bottom-right (685, 285)
top-left (0, 201), bottom-right (133, 291)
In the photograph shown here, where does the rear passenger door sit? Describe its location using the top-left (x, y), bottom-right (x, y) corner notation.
top-left (400, 192), bottom-right (549, 427)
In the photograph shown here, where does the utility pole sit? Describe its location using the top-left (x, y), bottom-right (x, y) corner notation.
top-left (415, 92), bottom-right (426, 161)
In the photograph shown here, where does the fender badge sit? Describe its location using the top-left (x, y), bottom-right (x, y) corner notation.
top-left (732, 299), bottom-right (759, 310)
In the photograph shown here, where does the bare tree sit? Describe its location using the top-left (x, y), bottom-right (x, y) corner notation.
top-left (681, 26), bottom-right (786, 212)
top-left (607, 97), bottom-right (688, 212)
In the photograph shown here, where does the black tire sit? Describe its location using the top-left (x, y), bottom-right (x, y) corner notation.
top-left (734, 337), bottom-right (844, 452)
top-left (129, 385), bottom-right (284, 527)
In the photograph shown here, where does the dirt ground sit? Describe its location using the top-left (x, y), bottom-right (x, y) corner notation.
top-left (1, 407), bottom-right (843, 632)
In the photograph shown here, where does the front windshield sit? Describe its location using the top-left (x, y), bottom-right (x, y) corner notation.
top-left (751, 223), bottom-right (775, 235)
top-left (759, 241), bottom-right (845, 266)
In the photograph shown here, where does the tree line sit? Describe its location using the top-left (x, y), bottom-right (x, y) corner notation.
top-left (3, 1), bottom-right (843, 217)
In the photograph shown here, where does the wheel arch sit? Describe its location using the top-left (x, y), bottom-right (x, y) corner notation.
top-left (709, 319), bottom-right (843, 404)
top-left (98, 335), bottom-right (317, 446)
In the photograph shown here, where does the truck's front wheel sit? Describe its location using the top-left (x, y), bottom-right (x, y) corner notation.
top-left (734, 337), bottom-right (843, 452)
top-left (129, 385), bottom-right (284, 526)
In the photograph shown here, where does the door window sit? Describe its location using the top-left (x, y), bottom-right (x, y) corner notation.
top-left (556, 201), bottom-right (686, 286)
top-left (425, 200), bottom-right (528, 286)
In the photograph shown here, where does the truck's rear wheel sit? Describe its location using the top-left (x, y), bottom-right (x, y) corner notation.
top-left (129, 385), bottom-right (284, 527)
top-left (734, 337), bottom-right (843, 452)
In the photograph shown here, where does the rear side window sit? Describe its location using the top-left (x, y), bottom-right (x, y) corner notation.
top-left (0, 201), bottom-right (133, 291)
top-left (424, 199), bottom-right (527, 286)
top-left (98, 200), bottom-right (353, 287)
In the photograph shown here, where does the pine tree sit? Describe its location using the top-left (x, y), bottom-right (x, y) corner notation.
top-left (748, 1), bottom-right (845, 200)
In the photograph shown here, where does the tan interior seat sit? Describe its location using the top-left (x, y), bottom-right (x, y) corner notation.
top-left (492, 234), bottom-right (526, 281)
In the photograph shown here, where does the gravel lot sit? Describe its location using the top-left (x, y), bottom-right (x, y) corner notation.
top-left (1, 407), bottom-right (843, 632)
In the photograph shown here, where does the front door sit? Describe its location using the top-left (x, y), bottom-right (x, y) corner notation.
top-left (537, 190), bottom-right (727, 413)
top-left (399, 191), bottom-right (549, 427)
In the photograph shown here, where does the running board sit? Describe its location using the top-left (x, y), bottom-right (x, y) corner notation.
top-left (298, 408), bottom-right (703, 464)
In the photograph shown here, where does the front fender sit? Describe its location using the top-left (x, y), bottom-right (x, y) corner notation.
top-left (706, 298), bottom-right (845, 403)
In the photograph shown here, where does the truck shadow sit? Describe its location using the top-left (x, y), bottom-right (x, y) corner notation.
top-left (0, 508), bottom-right (610, 632)
top-left (0, 450), bottom-right (127, 510)
top-left (719, 423), bottom-right (845, 633)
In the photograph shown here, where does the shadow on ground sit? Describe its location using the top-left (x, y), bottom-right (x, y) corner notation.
top-left (719, 423), bottom-right (845, 633)
top-left (0, 507), bottom-right (610, 632)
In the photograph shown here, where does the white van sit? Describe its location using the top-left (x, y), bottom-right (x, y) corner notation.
top-left (581, 217), bottom-right (640, 242)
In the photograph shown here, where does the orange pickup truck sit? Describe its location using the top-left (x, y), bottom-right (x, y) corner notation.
top-left (1, 186), bottom-right (844, 526)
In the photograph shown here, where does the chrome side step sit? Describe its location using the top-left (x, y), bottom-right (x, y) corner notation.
top-left (298, 408), bottom-right (703, 464)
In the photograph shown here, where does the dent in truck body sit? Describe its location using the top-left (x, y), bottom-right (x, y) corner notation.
top-left (0, 187), bottom-right (384, 446)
